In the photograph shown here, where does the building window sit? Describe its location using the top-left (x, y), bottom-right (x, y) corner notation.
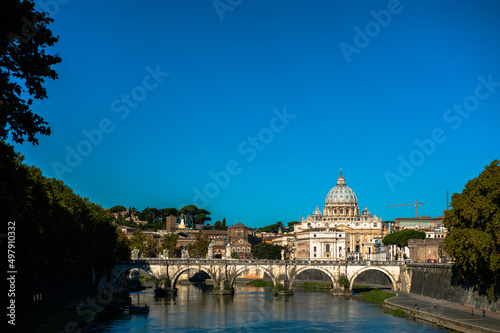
top-left (314, 234), bottom-right (316, 237)
top-left (247, 247), bottom-right (250, 252)
top-left (242, 247), bottom-right (245, 252)
top-left (239, 239), bottom-right (243, 244)
top-left (314, 254), bottom-right (316, 257)
top-left (314, 246), bottom-right (317, 252)
top-left (237, 231), bottom-right (242, 237)
top-left (374, 223), bottom-right (377, 227)
top-left (237, 247), bottom-right (240, 252)
top-left (326, 244), bottom-right (330, 252)
top-left (232, 247), bottom-right (236, 252)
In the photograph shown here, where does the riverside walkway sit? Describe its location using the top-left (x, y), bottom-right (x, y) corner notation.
top-left (385, 291), bottom-right (500, 333)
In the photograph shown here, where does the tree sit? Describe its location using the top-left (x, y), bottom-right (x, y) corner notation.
top-left (195, 211), bottom-right (212, 225)
top-left (144, 235), bottom-right (158, 257)
top-left (160, 233), bottom-right (179, 258)
top-left (109, 205), bottom-right (127, 213)
top-left (287, 221), bottom-right (299, 231)
top-left (1, 0), bottom-right (61, 144)
top-left (338, 275), bottom-right (349, 289)
top-left (187, 233), bottom-right (209, 258)
top-left (115, 228), bottom-right (132, 260)
top-left (252, 243), bottom-right (283, 260)
top-left (222, 218), bottom-right (226, 229)
top-left (179, 205), bottom-right (211, 229)
top-left (0, 141), bottom-right (122, 304)
top-left (258, 222), bottom-right (284, 234)
top-left (382, 229), bottom-right (426, 248)
top-left (443, 160), bottom-right (500, 300)
top-left (161, 207), bottom-right (178, 217)
top-left (130, 229), bottom-right (147, 255)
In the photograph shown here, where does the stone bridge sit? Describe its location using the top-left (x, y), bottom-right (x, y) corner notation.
top-left (111, 259), bottom-right (407, 295)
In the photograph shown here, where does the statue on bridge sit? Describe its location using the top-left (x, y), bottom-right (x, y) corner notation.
top-left (131, 248), bottom-right (139, 260)
top-left (207, 240), bottom-right (214, 259)
top-left (163, 249), bottom-right (169, 259)
top-left (225, 242), bottom-right (231, 259)
top-left (181, 248), bottom-right (189, 259)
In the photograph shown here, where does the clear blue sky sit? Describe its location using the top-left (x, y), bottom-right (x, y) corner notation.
top-left (12, 0), bottom-right (500, 228)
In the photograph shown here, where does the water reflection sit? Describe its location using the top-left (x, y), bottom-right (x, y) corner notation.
top-left (89, 283), bottom-right (442, 332)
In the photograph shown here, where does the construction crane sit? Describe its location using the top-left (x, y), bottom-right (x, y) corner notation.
top-left (388, 199), bottom-right (423, 218)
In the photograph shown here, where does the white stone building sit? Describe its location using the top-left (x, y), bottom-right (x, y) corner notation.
top-left (295, 228), bottom-right (346, 260)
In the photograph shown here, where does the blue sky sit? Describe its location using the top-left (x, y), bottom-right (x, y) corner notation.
top-left (12, 0), bottom-right (500, 228)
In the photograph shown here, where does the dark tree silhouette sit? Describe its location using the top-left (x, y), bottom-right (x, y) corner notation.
top-left (1, 0), bottom-right (61, 144)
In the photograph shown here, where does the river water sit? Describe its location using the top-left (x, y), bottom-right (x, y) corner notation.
top-left (87, 283), bottom-right (442, 332)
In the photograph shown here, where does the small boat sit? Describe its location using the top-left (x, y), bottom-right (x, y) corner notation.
top-left (129, 303), bottom-right (149, 314)
top-left (129, 293), bottom-right (149, 314)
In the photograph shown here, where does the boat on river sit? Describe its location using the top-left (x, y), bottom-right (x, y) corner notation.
top-left (129, 303), bottom-right (149, 314)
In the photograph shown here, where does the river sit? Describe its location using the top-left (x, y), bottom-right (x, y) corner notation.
top-left (87, 283), bottom-right (443, 332)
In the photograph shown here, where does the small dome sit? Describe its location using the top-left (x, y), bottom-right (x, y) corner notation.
top-left (325, 170), bottom-right (358, 204)
top-left (361, 205), bottom-right (371, 216)
top-left (312, 206), bottom-right (323, 216)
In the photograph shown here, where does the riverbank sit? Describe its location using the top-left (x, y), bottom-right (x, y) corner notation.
top-left (16, 292), bottom-right (100, 333)
top-left (384, 292), bottom-right (500, 333)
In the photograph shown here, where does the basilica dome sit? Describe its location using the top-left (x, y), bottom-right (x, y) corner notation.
top-left (325, 170), bottom-right (358, 204)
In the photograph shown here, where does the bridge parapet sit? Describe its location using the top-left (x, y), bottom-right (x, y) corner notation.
top-left (126, 258), bottom-right (404, 266)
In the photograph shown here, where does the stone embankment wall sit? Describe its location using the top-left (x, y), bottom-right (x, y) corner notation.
top-left (406, 264), bottom-right (498, 312)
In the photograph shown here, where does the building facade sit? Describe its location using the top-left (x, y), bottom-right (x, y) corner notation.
top-left (229, 221), bottom-right (252, 259)
top-left (394, 215), bottom-right (444, 231)
top-left (294, 170), bottom-right (387, 260)
top-left (295, 228), bottom-right (346, 260)
top-left (408, 238), bottom-right (450, 263)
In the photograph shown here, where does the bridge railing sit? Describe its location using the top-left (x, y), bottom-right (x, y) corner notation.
top-left (117, 258), bottom-right (404, 266)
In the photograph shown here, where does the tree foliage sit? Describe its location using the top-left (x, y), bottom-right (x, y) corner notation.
top-left (0, 142), bottom-right (122, 304)
top-left (287, 221), bottom-right (300, 230)
top-left (1, 0), bottom-right (62, 144)
top-left (160, 233), bottom-right (179, 258)
top-left (179, 205), bottom-right (211, 229)
top-left (130, 229), bottom-right (158, 257)
top-left (115, 229), bottom-right (132, 260)
top-left (258, 221), bottom-right (284, 233)
top-left (109, 205), bottom-right (127, 213)
top-left (252, 242), bottom-right (284, 260)
top-left (187, 233), bottom-right (209, 258)
top-left (382, 230), bottom-right (426, 248)
top-left (443, 160), bottom-right (500, 299)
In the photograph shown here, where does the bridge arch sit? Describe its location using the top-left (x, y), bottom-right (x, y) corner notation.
top-left (230, 266), bottom-right (277, 287)
top-left (290, 266), bottom-right (336, 288)
top-left (349, 267), bottom-right (397, 290)
top-left (111, 264), bottom-right (157, 290)
top-left (171, 266), bottom-right (215, 288)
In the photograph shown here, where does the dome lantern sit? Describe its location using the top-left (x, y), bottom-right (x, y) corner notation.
top-left (325, 170), bottom-right (358, 205)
